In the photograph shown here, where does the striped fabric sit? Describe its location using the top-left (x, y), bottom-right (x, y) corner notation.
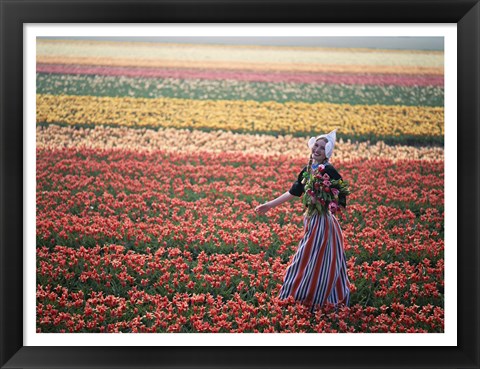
top-left (279, 212), bottom-right (350, 310)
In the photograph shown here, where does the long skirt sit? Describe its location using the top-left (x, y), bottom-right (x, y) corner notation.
top-left (278, 211), bottom-right (350, 310)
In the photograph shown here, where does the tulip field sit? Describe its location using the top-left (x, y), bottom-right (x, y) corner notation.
top-left (36, 39), bottom-right (444, 333)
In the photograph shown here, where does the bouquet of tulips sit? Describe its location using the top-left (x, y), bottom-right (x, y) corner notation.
top-left (302, 164), bottom-right (351, 217)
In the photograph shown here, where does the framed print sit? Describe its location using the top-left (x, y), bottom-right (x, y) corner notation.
top-left (1, 0), bottom-right (479, 368)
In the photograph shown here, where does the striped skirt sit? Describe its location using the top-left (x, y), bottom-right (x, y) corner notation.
top-left (278, 212), bottom-right (350, 310)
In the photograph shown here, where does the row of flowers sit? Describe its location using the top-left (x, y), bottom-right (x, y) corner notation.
top-left (36, 73), bottom-right (444, 107)
top-left (37, 40), bottom-right (444, 68)
top-left (36, 124), bottom-right (445, 161)
top-left (36, 147), bottom-right (444, 332)
top-left (36, 94), bottom-right (444, 140)
top-left (37, 279), bottom-right (444, 333)
top-left (37, 55), bottom-right (444, 76)
top-left (37, 64), bottom-right (445, 87)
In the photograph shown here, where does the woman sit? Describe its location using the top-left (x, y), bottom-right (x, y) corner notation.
top-left (255, 129), bottom-right (350, 311)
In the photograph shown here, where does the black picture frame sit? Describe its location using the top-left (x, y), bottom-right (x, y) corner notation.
top-left (1, 1), bottom-right (479, 368)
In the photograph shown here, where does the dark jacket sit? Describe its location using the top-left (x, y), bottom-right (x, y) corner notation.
top-left (289, 164), bottom-right (347, 208)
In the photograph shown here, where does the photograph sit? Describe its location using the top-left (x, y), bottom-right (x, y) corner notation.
top-left (34, 35), bottom-right (446, 334)
top-left (1, 0), bottom-right (479, 368)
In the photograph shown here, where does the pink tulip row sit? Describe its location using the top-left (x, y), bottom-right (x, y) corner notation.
top-left (36, 63), bottom-right (444, 87)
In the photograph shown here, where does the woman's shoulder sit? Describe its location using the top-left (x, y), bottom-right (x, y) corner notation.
top-left (292, 165), bottom-right (308, 182)
top-left (294, 165), bottom-right (307, 174)
top-left (298, 165), bottom-right (308, 176)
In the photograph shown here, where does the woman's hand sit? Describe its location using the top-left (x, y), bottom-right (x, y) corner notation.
top-left (255, 192), bottom-right (294, 215)
top-left (255, 203), bottom-right (271, 215)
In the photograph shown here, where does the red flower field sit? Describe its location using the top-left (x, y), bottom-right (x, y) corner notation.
top-left (36, 148), bottom-right (444, 333)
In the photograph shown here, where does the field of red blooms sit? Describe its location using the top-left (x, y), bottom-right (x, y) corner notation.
top-left (36, 148), bottom-right (444, 333)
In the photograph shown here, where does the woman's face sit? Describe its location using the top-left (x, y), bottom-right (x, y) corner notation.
top-left (311, 139), bottom-right (327, 163)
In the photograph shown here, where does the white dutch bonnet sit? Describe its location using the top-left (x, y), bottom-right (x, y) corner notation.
top-left (307, 129), bottom-right (337, 158)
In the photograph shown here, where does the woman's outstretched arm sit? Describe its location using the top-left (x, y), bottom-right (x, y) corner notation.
top-left (255, 191), bottom-right (295, 215)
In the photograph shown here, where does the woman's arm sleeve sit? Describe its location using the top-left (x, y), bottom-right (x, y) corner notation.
top-left (288, 167), bottom-right (307, 197)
